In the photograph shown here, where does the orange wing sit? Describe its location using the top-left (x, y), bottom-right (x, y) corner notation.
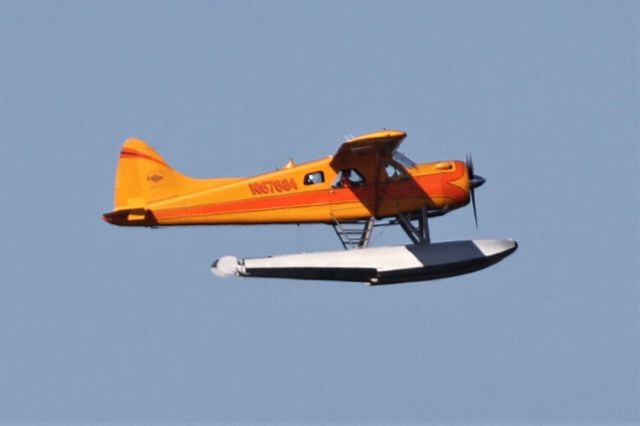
top-left (331, 129), bottom-right (406, 168)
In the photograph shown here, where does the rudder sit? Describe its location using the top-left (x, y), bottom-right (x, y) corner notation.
top-left (113, 138), bottom-right (190, 211)
top-left (104, 138), bottom-right (242, 226)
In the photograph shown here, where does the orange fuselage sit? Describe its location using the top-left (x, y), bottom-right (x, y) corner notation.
top-left (103, 133), bottom-right (472, 226)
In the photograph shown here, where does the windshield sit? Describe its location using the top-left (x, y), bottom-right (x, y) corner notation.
top-left (384, 162), bottom-right (408, 180)
top-left (392, 151), bottom-right (416, 169)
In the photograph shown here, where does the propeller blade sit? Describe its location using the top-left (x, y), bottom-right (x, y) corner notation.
top-left (471, 188), bottom-right (479, 229)
top-left (466, 154), bottom-right (483, 229)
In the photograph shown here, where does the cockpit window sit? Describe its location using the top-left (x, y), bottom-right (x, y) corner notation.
top-left (304, 171), bottom-right (325, 185)
top-left (392, 151), bottom-right (416, 169)
top-left (384, 162), bottom-right (408, 180)
top-left (333, 169), bottom-right (366, 188)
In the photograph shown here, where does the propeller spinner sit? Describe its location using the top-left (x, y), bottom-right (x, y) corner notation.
top-left (466, 154), bottom-right (486, 229)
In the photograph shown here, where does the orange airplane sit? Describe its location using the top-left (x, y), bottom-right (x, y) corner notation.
top-left (103, 130), bottom-right (483, 230)
top-left (104, 129), bottom-right (516, 284)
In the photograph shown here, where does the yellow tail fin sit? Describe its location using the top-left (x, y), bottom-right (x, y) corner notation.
top-left (113, 138), bottom-right (193, 210)
top-left (105, 138), bottom-right (242, 226)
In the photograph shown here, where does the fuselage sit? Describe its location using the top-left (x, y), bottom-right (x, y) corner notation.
top-left (104, 154), bottom-right (472, 226)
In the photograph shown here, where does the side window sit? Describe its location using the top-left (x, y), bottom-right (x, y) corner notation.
top-left (333, 169), bottom-right (366, 188)
top-left (384, 162), bottom-right (407, 180)
top-left (304, 171), bottom-right (325, 185)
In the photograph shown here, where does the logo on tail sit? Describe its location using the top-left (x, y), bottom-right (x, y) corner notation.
top-left (146, 172), bottom-right (165, 183)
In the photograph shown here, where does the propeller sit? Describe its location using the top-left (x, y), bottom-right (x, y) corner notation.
top-left (466, 154), bottom-right (486, 229)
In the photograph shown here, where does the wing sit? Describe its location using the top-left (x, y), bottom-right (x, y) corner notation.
top-left (331, 129), bottom-right (406, 167)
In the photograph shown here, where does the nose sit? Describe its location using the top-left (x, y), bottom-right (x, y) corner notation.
top-left (470, 174), bottom-right (485, 189)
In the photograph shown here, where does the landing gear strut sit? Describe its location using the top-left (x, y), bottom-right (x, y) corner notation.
top-left (396, 205), bottom-right (430, 245)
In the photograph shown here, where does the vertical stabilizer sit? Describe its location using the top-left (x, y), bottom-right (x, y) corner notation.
top-left (114, 139), bottom-right (190, 210)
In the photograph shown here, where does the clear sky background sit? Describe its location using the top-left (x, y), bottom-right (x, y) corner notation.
top-left (0, 1), bottom-right (638, 424)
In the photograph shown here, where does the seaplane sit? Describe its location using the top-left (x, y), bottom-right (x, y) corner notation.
top-left (103, 129), bottom-right (517, 285)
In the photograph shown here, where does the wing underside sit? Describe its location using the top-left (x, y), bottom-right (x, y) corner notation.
top-left (331, 129), bottom-right (406, 168)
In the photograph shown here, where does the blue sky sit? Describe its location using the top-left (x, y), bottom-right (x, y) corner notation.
top-left (0, 1), bottom-right (638, 423)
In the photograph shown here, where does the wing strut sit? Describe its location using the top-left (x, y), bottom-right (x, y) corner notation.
top-left (397, 205), bottom-right (430, 245)
top-left (333, 217), bottom-right (375, 250)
